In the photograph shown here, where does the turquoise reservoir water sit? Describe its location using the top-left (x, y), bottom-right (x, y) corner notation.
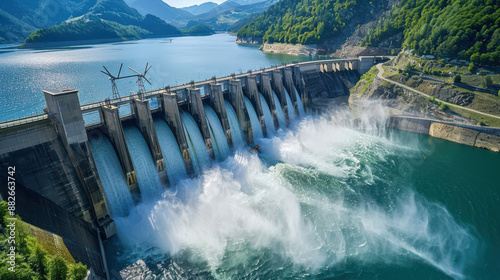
top-left (108, 112), bottom-right (500, 280)
top-left (0, 34), bottom-right (314, 122)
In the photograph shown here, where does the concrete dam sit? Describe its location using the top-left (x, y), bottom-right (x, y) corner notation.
top-left (0, 57), bottom-right (376, 278)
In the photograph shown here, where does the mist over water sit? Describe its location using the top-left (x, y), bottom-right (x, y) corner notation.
top-left (112, 106), bottom-right (482, 280)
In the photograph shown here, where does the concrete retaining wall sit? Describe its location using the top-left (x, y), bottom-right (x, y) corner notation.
top-left (388, 116), bottom-right (500, 152)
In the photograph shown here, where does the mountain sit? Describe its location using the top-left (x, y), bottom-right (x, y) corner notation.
top-left (193, 0), bottom-right (277, 31)
top-left (227, 12), bottom-right (261, 34)
top-left (180, 24), bottom-right (216, 35)
top-left (20, 0), bottom-right (181, 46)
top-left (0, 9), bottom-right (36, 43)
top-left (25, 19), bottom-right (149, 44)
top-left (182, 2), bottom-right (219, 16)
top-left (361, 0), bottom-right (499, 66)
top-left (237, 0), bottom-right (382, 44)
top-left (236, 0), bottom-right (499, 65)
top-left (123, 0), bottom-right (193, 21)
top-left (0, 0), bottom-right (95, 29)
top-left (231, 0), bottom-right (270, 5)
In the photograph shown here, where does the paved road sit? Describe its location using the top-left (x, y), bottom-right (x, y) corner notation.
top-left (376, 64), bottom-right (500, 120)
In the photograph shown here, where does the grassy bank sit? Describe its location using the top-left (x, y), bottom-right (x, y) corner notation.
top-left (381, 54), bottom-right (500, 126)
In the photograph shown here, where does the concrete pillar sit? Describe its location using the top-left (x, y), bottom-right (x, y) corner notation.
top-left (188, 88), bottom-right (215, 159)
top-left (43, 88), bottom-right (116, 238)
top-left (282, 67), bottom-right (299, 116)
top-left (101, 104), bottom-right (141, 203)
top-left (257, 73), bottom-right (279, 130)
top-left (351, 59), bottom-right (359, 71)
top-left (243, 75), bottom-right (268, 137)
top-left (359, 56), bottom-right (375, 74)
top-left (323, 63), bottom-right (332, 72)
top-left (160, 93), bottom-right (194, 175)
top-left (131, 99), bottom-right (169, 186)
top-left (209, 83), bottom-right (232, 147)
top-left (293, 66), bottom-right (312, 114)
top-left (338, 62), bottom-right (346, 71)
top-left (345, 62), bottom-right (350, 71)
top-left (271, 70), bottom-right (290, 126)
top-left (228, 79), bottom-right (253, 144)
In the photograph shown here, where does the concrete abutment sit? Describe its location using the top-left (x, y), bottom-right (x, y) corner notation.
top-left (43, 88), bottom-right (116, 239)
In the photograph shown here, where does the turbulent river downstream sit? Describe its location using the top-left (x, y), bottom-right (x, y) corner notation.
top-left (104, 107), bottom-right (500, 280)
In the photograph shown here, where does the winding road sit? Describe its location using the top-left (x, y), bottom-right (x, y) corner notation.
top-left (375, 64), bottom-right (500, 120)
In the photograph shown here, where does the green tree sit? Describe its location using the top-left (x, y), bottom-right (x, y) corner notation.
top-left (453, 74), bottom-right (461, 83)
top-left (69, 263), bottom-right (87, 280)
top-left (357, 0), bottom-right (500, 66)
top-left (468, 63), bottom-right (477, 74)
top-left (0, 201), bottom-right (7, 227)
top-left (50, 256), bottom-right (68, 280)
top-left (30, 243), bottom-right (48, 279)
top-left (484, 76), bottom-right (492, 88)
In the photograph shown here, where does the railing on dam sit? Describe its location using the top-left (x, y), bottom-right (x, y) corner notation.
top-left (0, 57), bottom-right (382, 130)
top-left (0, 113), bottom-right (48, 129)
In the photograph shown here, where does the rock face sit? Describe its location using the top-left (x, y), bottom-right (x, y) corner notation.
top-left (235, 36), bottom-right (263, 44)
top-left (475, 132), bottom-right (500, 152)
top-left (429, 123), bottom-right (500, 152)
top-left (260, 42), bottom-right (319, 56)
top-left (429, 123), bottom-right (479, 146)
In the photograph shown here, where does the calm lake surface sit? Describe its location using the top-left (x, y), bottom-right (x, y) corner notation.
top-left (0, 34), bottom-right (313, 122)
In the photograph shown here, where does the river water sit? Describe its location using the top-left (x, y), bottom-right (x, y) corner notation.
top-left (106, 108), bottom-right (499, 280)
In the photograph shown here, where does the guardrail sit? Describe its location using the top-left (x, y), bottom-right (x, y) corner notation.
top-left (0, 114), bottom-right (49, 129)
top-left (1, 57), bottom-right (371, 129)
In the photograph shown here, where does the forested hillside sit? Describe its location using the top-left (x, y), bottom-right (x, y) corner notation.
top-left (237, 0), bottom-right (382, 44)
top-left (237, 0), bottom-right (499, 65)
top-left (361, 0), bottom-right (499, 65)
top-left (25, 19), bottom-right (150, 44)
top-left (1, 0), bottom-right (182, 45)
top-left (180, 24), bottom-right (216, 35)
top-left (0, 9), bottom-right (36, 43)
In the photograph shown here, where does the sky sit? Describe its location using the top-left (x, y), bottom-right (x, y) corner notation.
top-left (163, 0), bottom-right (225, 8)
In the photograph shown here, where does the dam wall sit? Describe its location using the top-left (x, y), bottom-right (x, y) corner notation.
top-left (0, 181), bottom-right (106, 277)
top-left (0, 120), bottom-right (92, 220)
top-left (0, 57), bottom-right (377, 279)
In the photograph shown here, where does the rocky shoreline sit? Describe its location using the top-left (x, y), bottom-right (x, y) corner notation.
top-left (236, 37), bottom-right (396, 58)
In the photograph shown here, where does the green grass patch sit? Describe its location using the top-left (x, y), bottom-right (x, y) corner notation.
top-left (448, 106), bottom-right (500, 128)
top-left (357, 66), bottom-right (379, 96)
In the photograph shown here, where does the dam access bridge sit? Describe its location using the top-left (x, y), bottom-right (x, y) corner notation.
top-left (0, 56), bottom-right (380, 278)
